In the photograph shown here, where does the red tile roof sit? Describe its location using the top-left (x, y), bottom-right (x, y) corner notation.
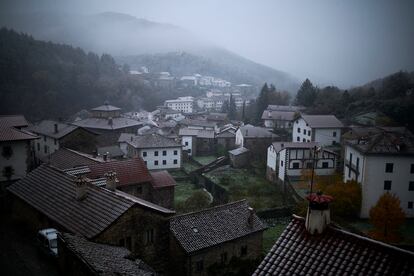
top-left (0, 115), bottom-right (37, 141)
top-left (150, 171), bottom-right (176, 189)
top-left (86, 158), bottom-right (152, 187)
top-left (254, 215), bottom-right (414, 275)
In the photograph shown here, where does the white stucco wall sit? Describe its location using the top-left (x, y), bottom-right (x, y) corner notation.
top-left (266, 145), bottom-right (277, 171)
top-left (292, 118), bottom-right (312, 143)
top-left (314, 128), bottom-right (341, 146)
top-left (292, 118), bottom-right (341, 146)
top-left (135, 147), bottom-right (182, 170)
top-left (182, 136), bottom-right (194, 156)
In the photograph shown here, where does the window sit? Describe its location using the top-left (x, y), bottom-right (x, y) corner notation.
top-left (44, 145), bottom-right (47, 154)
top-left (154, 160), bottom-right (158, 166)
top-left (145, 229), bottom-right (154, 245)
top-left (173, 159), bottom-right (178, 164)
top-left (143, 151), bottom-right (147, 157)
top-left (241, 246), bottom-right (247, 256)
top-left (3, 166), bottom-right (14, 179)
top-left (409, 182), bottom-right (414, 191)
top-left (308, 131), bottom-right (311, 136)
top-left (54, 139), bottom-right (57, 145)
top-left (174, 150), bottom-right (178, 155)
top-left (281, 161), bottom-right (284, 167)
top-left (322, 162), bottom-right (329, 168)
top-left (408, 202), bottom-right (413, 209)
top-left (385, 163), bottom-right (394, 173)
top-left (220, 252), bottom-right (228, 264)
top-left (43, 136), bottom-right (46, 142)
top-left (163, 150), bottom-right (167, 156)
top-left (292, 162), bottom-right (300, 169)
top-left (296, 136), bottom-right (300, 142)
top-left (37, 143), bottom-right (40, 151)
top-left (297, 128), bottom-right (301, 133)
top-left (2, 146), bottom-right (13, 159)
top-left (162, 160), bottom-right (167, 165)
top-left (154, 151), bottom-right (158, 156)
top-left (185, 141), bottom-right (189, 146)
top-left (196, 260), bottom-right (204, 272)
top-left (356, 158), bottom-right (360, 170)
top-left (384, 180), bottom-right (392, 190)
top-left (333, 131), bottom-right (337, 137)
top-left (303, 138), bottom-right (306, 142)
top-left (411, 164), bottom-right (414, 173)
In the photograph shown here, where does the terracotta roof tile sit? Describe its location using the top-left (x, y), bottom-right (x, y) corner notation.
top-left (86, 158), bottom-right (152, 187)
top-left (253, 215), bottom-right (414, 275)
top-left (150, 171), bottom-right (176, 189)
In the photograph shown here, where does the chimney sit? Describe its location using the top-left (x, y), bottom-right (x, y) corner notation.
top-left (102, 153), bottom-right (108, 162)
top-left (105, 171), bottom-right (118, 191)
top-left (247, 207), bottom-right (255, 227)
top-left (54, 123), bottom-right (58, 134)
top-left (305, 192), bottom-right (333, 235)
top-left (74, 176), bottom-right (88, 200)
top-left (268, 111), bottom-right (272, 118)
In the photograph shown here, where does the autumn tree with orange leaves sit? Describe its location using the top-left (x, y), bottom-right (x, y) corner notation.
top-left (369, 193), bottom-right (405, 243)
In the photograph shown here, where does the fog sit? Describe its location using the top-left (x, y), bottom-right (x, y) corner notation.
top-left (1, 0), bottom-right (413, 88)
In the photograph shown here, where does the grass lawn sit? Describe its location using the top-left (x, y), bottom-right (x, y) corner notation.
top-left (204, 166), bottom-right (288, 210)
top-left (168, 170), bottom-right (189, 179)
top-left (262, 223), bottom-right (289, 254)
top-left (182, 161), bottom-right (201, 174)
top-left (193, 155), bottom-right (217, 166)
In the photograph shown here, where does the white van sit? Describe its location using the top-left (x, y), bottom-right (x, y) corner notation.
top-left (36, 228), bottom-right (58, 257)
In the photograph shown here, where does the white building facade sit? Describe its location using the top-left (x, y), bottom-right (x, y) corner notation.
top-left (164, 96), bottom-right (194, 113)
top-left (292, 115), bottom-right (343, 146)
top-left (344, 144), bottom-right (414, 218)
top-left (266, 142), bottom-right (337, 182)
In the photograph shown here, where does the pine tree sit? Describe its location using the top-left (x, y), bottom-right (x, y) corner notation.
top-left (256, 83), bottom-right (270, 122)
top-left (228, 93), bottom-right (237, 120)
top-left (295, 78), bottom-right (317, 107)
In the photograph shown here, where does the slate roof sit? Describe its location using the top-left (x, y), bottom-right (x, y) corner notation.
top-left (59, 233), bottom-right (155, 276)
top-left (28, 120), bottom-right (80, 139)
top-left (118, 133), bottom-right (137, 143)
top-left (72, 117), bottom-right (142, 130)
top-left (170, 200), bottom-right (266, 254)
top-left (253, 215), bottom-right (414, 276)
top-left (229, 147), bottom-right (249, 156)
top-left (86, 158), bottom-right (152, 187)
top-left (97, 145), bottom-right (124, 158)
top-left (150, 171), bottom-right (176, 189)
top-left (300, 115), bottom-right (344, 129)
top-left (179, 119), bottom-right (216, 128)
top-left (271, 142), bottom-right (319, 153)
top-left (7, 165), bottom-right (135, 239)
top-left (0, 126), bottom-right (38, 142)
top-left (91, 104), bottom-right (121, 111)
top-left (345, 127), bottom-right (414, 155)
top-left (197, 129), bottom-right (215, 139)
top-left (215, 129), bottom-right (236, 138)
top-left (47, 148), bottom-right (102, 170)
top-left (261, 110), bottom-right (296, 121)
top-left (267, 105), bottom-right (305, 112)
top-left (178, 128), bottom-right (199, 136)
top-left (0, 115), bottom-right (29, 128)
top-left (239, 125), bottom-right (279, 139)
top-left (128, 133), bottom-right (181, 149)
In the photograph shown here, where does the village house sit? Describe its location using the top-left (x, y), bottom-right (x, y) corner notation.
top-left (292, 115), bottom-right (344, 146)
top-left (229, 147), bottom-right (250, 168)
top-left (28, 120), bottom-right (97, 162)
top-left (118, 133), bottom-right (136, 156)
top-left (179, 118), bottom-right (218, 131)
top-left (253, 193), bottom-right (414, 275)
top-left (72, 103), bottom-right (142, 146)
top-left (261, 105), bottom-right (303, 130)
top-left (235, 124), bottom-right (279, 157)
top-left (127, 133), bottom-right (182, 170)
top-left (45, 148), bottom-right (103, 170)
top-left (266, 142), bottom-right (337, 182)
top-left (343, 126), bottom-right (414, 218)
top-left (7, 165), bottom-right (175, 273)
top-left (58, 233), bottom-right (156, 275)
top-left (0, 115), bottom-right (38, 192)
top-left (169, 200), bottom-right (266, 276)
top-left (164, 96), bottom-right (194, 113)
top-left (178, 128), bottom-right (216, 157)
top-left (206, 113), bottom-right (229, 126)
top-left (215, 126), bottom-right (237, 153)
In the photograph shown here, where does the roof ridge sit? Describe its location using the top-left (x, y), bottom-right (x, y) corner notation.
top-left (172, 199), bottom-right (248, 218)
top-left (292, 214), bottom-right (414, 257)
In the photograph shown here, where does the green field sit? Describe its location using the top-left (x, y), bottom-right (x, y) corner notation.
top-left (204, 166), bottom-right (288, 210)
top-left (193, 155), bottom-right (217, 166)
top-left (262, 222), bottom-right (289, 254)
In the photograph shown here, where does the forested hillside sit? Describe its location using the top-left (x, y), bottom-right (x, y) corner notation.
top-left (0, 28), bottom-right (163, 121)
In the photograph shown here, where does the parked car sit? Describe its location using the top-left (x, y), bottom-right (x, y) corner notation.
top-left (36, 228), bottom-right (58, 257)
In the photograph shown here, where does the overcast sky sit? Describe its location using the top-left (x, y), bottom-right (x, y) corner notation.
top-left (2, 0), bottom-right (414, 88)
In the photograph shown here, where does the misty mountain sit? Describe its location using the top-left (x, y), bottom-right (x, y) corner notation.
top-left (0, 11), bottom-right (298, 91)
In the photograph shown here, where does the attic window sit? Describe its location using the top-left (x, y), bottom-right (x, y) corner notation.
top-left (192, 227), bottom-right (199, 233)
